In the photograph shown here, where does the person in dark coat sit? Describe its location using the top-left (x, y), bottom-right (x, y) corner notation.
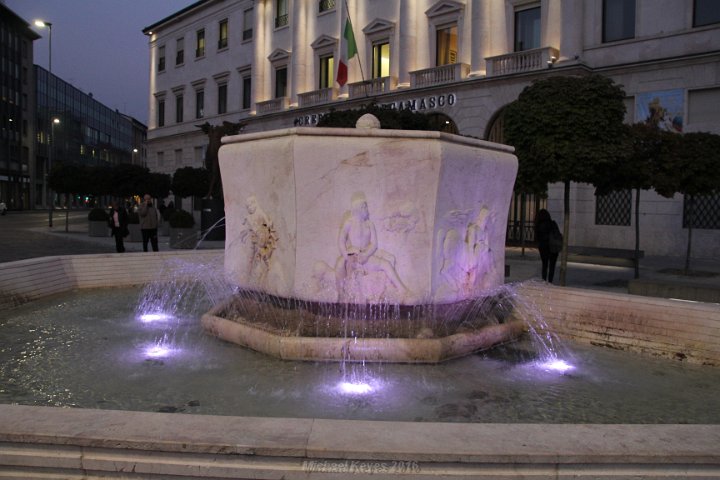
top-left (109, 201), bottom-right (128, 253)
top-left (534, 209), bottom-right (559, 283)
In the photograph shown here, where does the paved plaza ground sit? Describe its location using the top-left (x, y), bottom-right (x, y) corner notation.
top-left (1, 209), bottom-right (719, 299)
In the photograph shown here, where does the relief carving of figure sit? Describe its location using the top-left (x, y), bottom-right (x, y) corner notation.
top-left (438, 206), bottom-right (495, 297)
top-left (240, 195), bottom-right (278, 283)
top-left (334, 193), bottom-right (410, 302)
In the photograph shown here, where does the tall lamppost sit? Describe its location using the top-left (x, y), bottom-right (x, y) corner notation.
top-left (48, 117), bottom-right (60, 227)
top-left (34, 20), bottom-right (52, 73)
top-left (132, 148), bottom-right (138, 165)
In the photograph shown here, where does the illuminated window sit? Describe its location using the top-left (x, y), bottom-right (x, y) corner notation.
top-left (218, 19), bottom-right (228, 49)
top-left (319, 55), bottom-right (334, 88)
top-left (436, 25), bottom-right (457, 66)
top-left (372, 42), bottom-right (390, 78)
top-left (196, 29), bottom-right (205, 57)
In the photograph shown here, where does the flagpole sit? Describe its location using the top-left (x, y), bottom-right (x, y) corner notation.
top-left (343, 0), bottom-right (365, 84)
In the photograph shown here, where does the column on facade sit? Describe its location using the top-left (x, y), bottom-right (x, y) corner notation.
top-left (251, 0), bottom-right (267, 113)
top-left (290, 0), bottom-right (307, 106)
top-left (487, 0), bottom-right (508, 57)
top-left (469, 0), bottom-right (491, 76)
top-left (398, 0), bottom-right (417, 88)
top-left (557, 0), bottom-right (583, 63)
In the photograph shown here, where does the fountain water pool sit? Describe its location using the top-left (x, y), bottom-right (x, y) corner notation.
top-left (2, 284), bottom-right (720, 424)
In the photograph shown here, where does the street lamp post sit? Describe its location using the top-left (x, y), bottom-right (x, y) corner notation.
top-left (132, 148), bottom-right (138, 165)
top-left (34, 20), bottom-right (52, 73)
top-left (48, 117), bottom-right (60, 228)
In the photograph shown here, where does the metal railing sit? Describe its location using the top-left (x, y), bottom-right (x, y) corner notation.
top-left (275, 14), bottom-right (289, 28)
top-left (319, 0), bottom-right (335, 12)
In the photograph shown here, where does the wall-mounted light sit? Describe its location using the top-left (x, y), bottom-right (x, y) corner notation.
top-left (547, 55), bottom-right (557, 68)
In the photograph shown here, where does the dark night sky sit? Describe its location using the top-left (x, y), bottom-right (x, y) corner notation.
top-left (5, 0), bottom-right (194, 124)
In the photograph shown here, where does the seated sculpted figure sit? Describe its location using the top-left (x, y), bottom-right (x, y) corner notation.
top-left (335, 193), bottom-right (409, 301)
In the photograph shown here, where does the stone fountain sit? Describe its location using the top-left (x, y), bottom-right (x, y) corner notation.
top-left (201, 114), bottom-right (525, 362)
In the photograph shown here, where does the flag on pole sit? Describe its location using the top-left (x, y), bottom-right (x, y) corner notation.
top-left (336, 15), bottom-right (357, 87)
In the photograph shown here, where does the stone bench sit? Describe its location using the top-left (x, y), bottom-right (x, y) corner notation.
top-left (566, 246), bottom-right (644, 269)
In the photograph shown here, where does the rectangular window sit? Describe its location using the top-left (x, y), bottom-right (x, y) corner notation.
top-left (175, 95), bottom-right (184, 123)
top-left (683, 194), bottom-right (720, 229)
top-left (319, 0), bottom-right (336, 13)
top-left (603, 0), bottom-right (635, 43)
top-left (319, 55), bottom-right (334, 89)
top-left (275, 67), bottom-right (288, 98)
top-left (243, 8), bottom-right (254, 41)
top-left (218, 19), bottom-right (228, 49)
top-left (157, 99), bottom-right (165, 127)
top-left (157, 151), bottom-right (165, 167)
top-left (242, 75), bottom-right (252, 109)
top-left (195, 90), bottom-right (204, 118)
top-left (595, 190), bottom-right (631, 226)
top-left (694, 0), bottom-right (720, 27)
top-left (436, 25), bottom-right (457, 66)
top-left (276, 0), bottom-right (289, 28)
top-left (176, 38), bottom-right (184, 65)
top-left (175, 149), bottom-right (183, 167)
top-left (196, 29), bottom-right (205, 57)
top-left (158, 46), bottom-right (166, 72)
top-left (514, 6), bottom-right (540, 52)
top-left (372, 42), bottom-right (390, 78)
top-left (218, 84), bottom-right (227, 114)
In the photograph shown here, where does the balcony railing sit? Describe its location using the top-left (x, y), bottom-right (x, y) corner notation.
top-left (486, 47), bottom-right (559, 77)
top-left (298, 87), bottom-right (337, 107)
top-left (275, 14), bottom-right (289, 28)
top-left (319, 0), bottom-right (335, 12)
top-left (256, 97), bottom-right (289, 115)
top-left (409, 63), bottom-right (470, 88)
top-left (348, 76), bottom-right (398, 98)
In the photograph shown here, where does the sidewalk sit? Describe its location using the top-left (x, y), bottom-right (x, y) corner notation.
top-left (6, 210), bottom-right (720, 301)
top-left (505, 246), bottom-right (720, 301)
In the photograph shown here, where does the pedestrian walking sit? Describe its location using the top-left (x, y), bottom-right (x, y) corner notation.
top-left (108, 201), bottom-right (129, 253)
top-left (139, 194), bottom-right (160, 252)
top-left (535, 209), bottom-right (562, 283)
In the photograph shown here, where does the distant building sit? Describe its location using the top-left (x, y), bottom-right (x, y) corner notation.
top-left (0, 3), bottom-right (39, 210)
top-left (34, 66), bottom-right (147, 208)
top-left (143, 0), bottom-right (720, 257)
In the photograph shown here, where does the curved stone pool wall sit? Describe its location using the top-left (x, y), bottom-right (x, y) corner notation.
top-left (1, 253), bottom-right (720, 477)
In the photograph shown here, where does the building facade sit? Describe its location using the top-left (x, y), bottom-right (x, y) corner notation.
top-left (0, 3), bottom-right (39, 210)
top-left (35, 66), bottom-right (147, 208)
top-left (143, 0), bottom-right (720, 258)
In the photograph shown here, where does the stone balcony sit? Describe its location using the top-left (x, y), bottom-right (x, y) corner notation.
top-left (348, 76), bottom-right (398, 99)
top-left (256, 97), bottom-right (289, 115)
top-left (410, 63), bottom-right (470, 88)
top-left (298, 87), bottom-right (337, 107)
top-left (486, 47), bottom-right (559, 77)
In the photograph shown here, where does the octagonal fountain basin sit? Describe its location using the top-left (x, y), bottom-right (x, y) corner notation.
top-left (210, 115), bottom-right (519, 361)
top-left (201, 289), bottom-right (527, 363)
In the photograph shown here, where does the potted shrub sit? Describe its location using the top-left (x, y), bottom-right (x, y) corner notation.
top-left (168, 209), bottom-right (196, 249)
top-left (88, 207), bottom-right (109, 237)
top-left (126, 210), bottom-right (143, 242)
